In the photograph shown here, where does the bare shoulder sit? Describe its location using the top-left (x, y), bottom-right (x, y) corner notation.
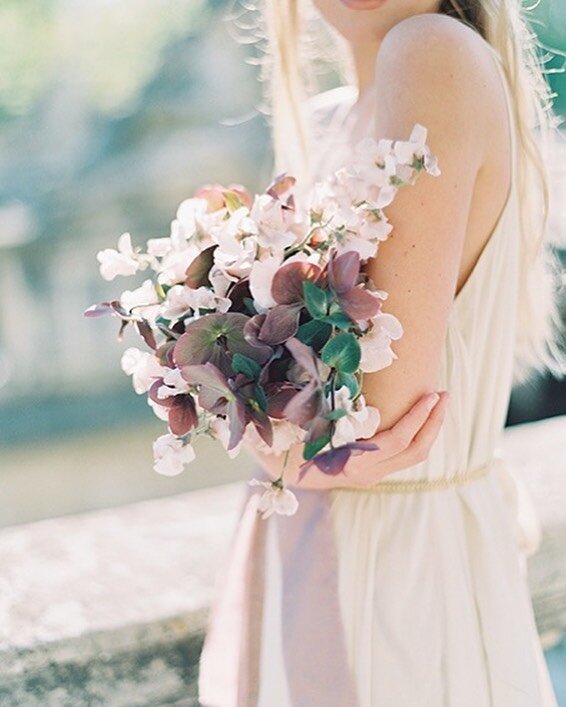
top-left (380, 12), bottom-right (491, 67)
top-left (374, 13), bottom-right (500, 159)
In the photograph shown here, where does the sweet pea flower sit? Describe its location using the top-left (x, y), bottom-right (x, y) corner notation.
top-left (209, 416), bottom-right (243, 459)
top-left (250, 194), bottom-right (299, 253)
top-left (249, 255), bottom-right (283, 310)
top-left (120, 279), bottom-right (161, 323)
top-left (359, 312), bottom-right (404, 373)
top-left (394, 124), bottom-right (441, 176)
top-left (161, 284), bottom-right (230, 321)
top-left (120, 347), bottom-right (164, 394)
top-left (147, 396), bottom-right (170, 422)
top-left (248, 478), bottom-right (299, 519)
top-left (97, 233), bottom-right (149, 281)
top-left (158, 241), bottom-right (201, 287)
top-left (152, 433), bottom-right (196, 476)
top-left (330, 386), bottom-right (381, 447)
top-left (157, 367), bottom-right (192, 400)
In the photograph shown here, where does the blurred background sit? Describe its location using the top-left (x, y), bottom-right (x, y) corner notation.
top-left (0, 0), bottom-right (564, 703)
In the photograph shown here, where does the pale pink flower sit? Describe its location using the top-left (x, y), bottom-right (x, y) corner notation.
top-left (248, 478), bottom-right (299, 519)
top-left (152, 434), bottom-right (196, 476)
top-left (331, 386), bottom-right (381, 446)
top-left (120, 347), bottom-right (164, 394)
top-left (359, 312), bottom-right (403, 373)
top-left (97, 233), bottom-right (148, 281)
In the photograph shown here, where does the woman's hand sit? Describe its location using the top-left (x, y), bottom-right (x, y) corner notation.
top-left (244, 390), bottom-right (449, 491)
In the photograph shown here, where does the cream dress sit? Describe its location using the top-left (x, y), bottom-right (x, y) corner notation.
top-left (199, 44), bottom-right (559, 707)
top-left (256, 47), bottom-right (558, 707)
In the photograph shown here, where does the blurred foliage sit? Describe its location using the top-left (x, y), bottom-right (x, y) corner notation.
top-left (529, 0), bottom-right (566, 118)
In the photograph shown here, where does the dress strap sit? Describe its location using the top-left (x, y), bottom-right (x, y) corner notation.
top-left (483, 42), bottom-right (518, 182)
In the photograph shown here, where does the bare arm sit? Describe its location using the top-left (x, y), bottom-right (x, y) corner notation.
top-left (244, 16), bottom-right (491, 491)
top-left (360, 15), bottom-right (490, 429)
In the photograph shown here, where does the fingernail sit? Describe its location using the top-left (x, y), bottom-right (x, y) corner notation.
top-left (426, 393), bottom-right (440, 410)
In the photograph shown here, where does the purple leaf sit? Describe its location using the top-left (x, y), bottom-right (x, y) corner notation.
top-left (180, 362), bottom-right (231, 394)
top-left (328, 251), bottom-right (360, 295)
top-left (297, 441), bottom-right (379, 482)
top-left (338, 287), bottom-right (381, 322)
top-left (136, 319), bottom-right (157, 350)
top-left (284, 337), bottom-right (320, 380)
top-left (117, 319), bottom-right (129, 341)
top-left (271, 261), bottom-right (322, 305)
top-left (83, 302), bottom-right (114, 318)
top-left (283, 379), bottom-right (322, 427)
top-left (265, 382), bottom-right (301, 418)
top-left (185, 245), bottom-right (216, 288)
top-left (249, 406), bottom-right (273, 447)
top-left (156, 341), bottom-right (176, 367)
top-left (227, 397), bottom-right (247, 451)
top-left (168, 395), bottom-right (198, 436)
top-left (148, 379), bottom-right (175, 409)
top-left (173, 313), bottom-right (271, 374)
top-left (258, 303), bottom-right (301, 345)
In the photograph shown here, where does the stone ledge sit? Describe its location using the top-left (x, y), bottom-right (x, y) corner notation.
top-left (0, 416), bottom-right (564, 706)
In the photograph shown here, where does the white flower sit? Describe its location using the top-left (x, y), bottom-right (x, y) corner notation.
top-left (250, 194), bottom-right (299, 253)
top-left (174, 197), bottom-right (222, 246)
top-left (147, 397), bottom-right (169, 422)
top-left (209, 416), bottom-right (242, 459)
top-left (394, 124), bottom-right (441, 177)
top-left (120, 279), bottom-right (161, 323)
top-left (210, 207), bottom-right (258, 281)
top-left (96, 233), bottom-right (148, 281)
top-left (158, 242), bottom-right (201, 287)
top-left (248, 478), bottom-right (299, 519)
top-left (157, 367), bottom-right (191, 399)
top-left (249, 255), bottom-right (283, 310)
top-left (146, 237), bottom-right (171, 258)
top-left (152, 434), bottom-right (196, 476)
top-left (161, 284), bottom-right (230, 321)
top-left (120, 347), bottom-right (163, 394)
top-left (359, 312), bottom-right (403, 373)
top-left (331, 386), bottom-right (381, 446)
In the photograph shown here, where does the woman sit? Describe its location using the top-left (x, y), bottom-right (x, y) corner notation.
top-left (199, 1), bottom-right (562, 705)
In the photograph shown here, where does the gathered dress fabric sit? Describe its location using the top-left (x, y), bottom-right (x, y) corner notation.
top-left (198, 44), bottom-right (559, 707)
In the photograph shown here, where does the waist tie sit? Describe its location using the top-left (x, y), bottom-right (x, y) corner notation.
top-left (198, 459), bottom-right (494, 707)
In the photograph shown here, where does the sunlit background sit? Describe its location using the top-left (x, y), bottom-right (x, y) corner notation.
top-left (0, 0), bottom-right (564, 704)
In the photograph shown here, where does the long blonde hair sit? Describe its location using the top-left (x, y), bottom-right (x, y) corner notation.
top-left (258, 0), bottom-right (564, 383)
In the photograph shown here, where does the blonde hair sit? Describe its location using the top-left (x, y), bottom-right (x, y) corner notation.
top-left (259, 0), bottom-right (564, 382)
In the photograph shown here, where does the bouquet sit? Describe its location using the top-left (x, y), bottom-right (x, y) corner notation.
top-left (85, 124), bottom-right (440, 518)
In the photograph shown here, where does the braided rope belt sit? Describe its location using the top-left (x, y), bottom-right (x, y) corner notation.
top-left (333, 461), bottom-right (492, 493)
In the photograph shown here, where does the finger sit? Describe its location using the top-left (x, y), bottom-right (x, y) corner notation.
top-left (405, 391), bottom-right (450, 456)
top-left (375, 391), bottom-right (444, 454)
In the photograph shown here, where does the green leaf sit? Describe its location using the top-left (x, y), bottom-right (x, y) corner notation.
top-left (321, 333), bottom-right (361, 374)
top-left (323, 408), bottom-right (347, 421)
top-left (335, 371), bottom-right (360, 398)
top-left (243, 297), bottom-right (258, 316)
top-left (254, 383), bottom-right (268, 412)
top-left (303, 433), bottom-right (331, 460)
top-left (231, 353), bottom-right (262, 380)
top-left (296, 319), bottom-right (332, 350)
top-left (320, 302), bottom-right (352, 330)
top-left (303, 281), bottom-right (328, 319)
